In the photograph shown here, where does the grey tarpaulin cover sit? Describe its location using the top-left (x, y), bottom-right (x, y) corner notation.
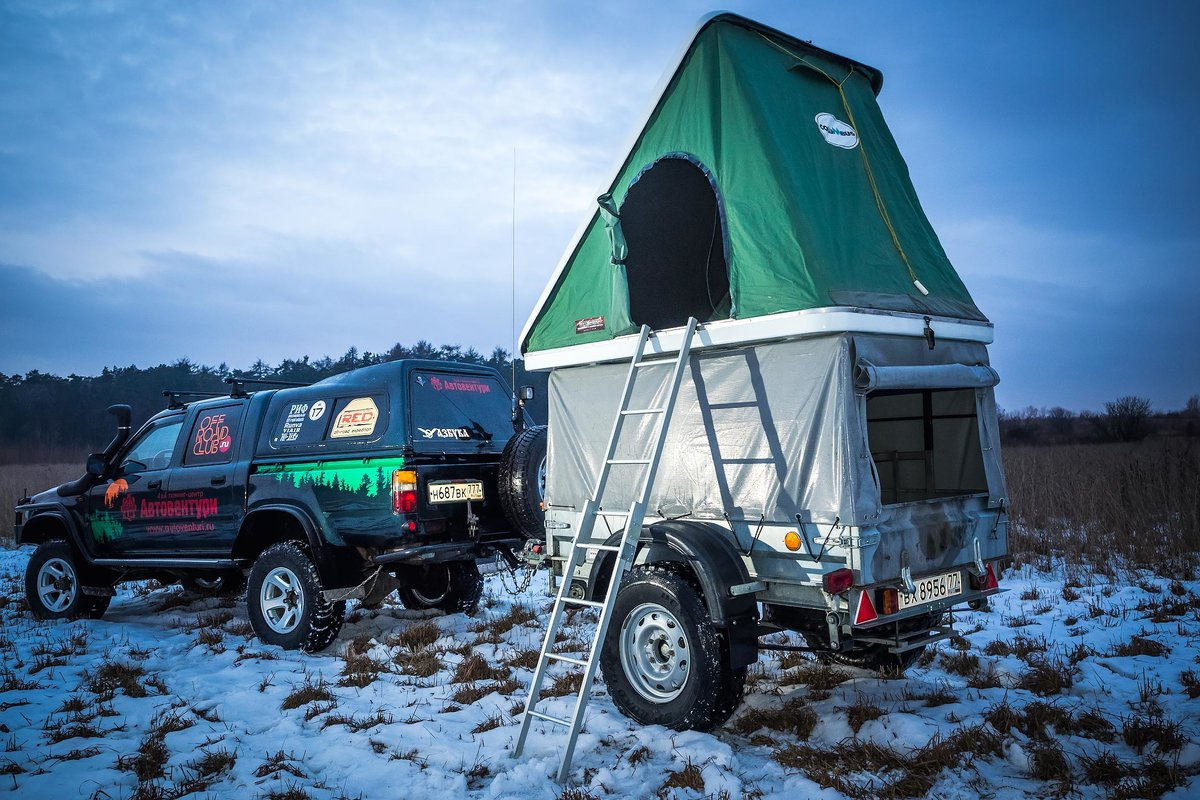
top-left (545, 333), bottom-right (1006, 529)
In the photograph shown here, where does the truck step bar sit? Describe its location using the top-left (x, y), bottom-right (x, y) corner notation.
top-left (513, 318), bottom-right (700, 782)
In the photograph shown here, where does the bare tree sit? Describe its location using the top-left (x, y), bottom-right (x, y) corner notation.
top-left (1098, 396), bottom-right (1154, 442)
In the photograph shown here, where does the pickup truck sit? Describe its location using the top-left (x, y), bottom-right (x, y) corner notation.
top-left (14, 359), bottom-right (547, 652)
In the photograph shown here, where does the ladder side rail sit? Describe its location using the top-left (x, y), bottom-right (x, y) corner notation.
top-left (590, 325), bottom-right (651, 503)
top-left (514, 512), bottom-right (602, 756)
top-left (555, 498), bottom-right (647, 781)
top-left (636, 317), bottom-right (699, 499)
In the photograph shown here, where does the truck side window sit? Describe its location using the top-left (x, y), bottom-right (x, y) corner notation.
top-left (185, 404), bottom-right (245, 465)
top-left (120, 420), bottom-right (185, 474)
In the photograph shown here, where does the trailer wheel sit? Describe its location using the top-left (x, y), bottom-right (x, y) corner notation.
top-left (498, 425), bottom-right (547, 539)
top-left (397, 561), bottom-right (482, 614)
top-left (24, 540), bottom-right (111, 620)
top-left (600, 565), bottom-right (742, 730)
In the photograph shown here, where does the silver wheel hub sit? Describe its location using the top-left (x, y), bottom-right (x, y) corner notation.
top-left (620, 602), bottom-right (690, 703)
top-left (37, 557), bottom-right (77, 613)
top-left (411, 566), bottom-right (450, 606)
top-left (537, 457), bottom-right (547, 502)
top-left (260, 566), bottom-right (304, 634)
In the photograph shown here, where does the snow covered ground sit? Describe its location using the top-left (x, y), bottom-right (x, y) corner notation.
top-left (1, 546), bottom-right (1198, 800)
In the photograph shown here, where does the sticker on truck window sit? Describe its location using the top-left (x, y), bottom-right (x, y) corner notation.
top-left (273, 400), bottom-right (332, 446)
top-left (330, 397), bottom-right (380, 439)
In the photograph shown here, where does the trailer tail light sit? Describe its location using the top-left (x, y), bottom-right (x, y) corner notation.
top-left (877, 587), bottom-right (899, 616)
top-left (392, 469), bottom-right (418, 515)
top-left (823, 568), bottom-right (853, 595)
top-left (969, 561), bottom-right (1001, 591)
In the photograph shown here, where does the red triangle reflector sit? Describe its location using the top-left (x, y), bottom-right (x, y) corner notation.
top-left (854, 590), bottom-right (878, 625)
top-left (984, 562), bottom-right (999, 590)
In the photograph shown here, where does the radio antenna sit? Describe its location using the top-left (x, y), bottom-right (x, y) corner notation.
top-left (511, 146), bottom-right (517, 393)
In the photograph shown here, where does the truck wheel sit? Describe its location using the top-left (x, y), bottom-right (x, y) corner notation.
top-left (182, 570), bottom-right (246, 598)
top-left (498, 425), bottom-right (547, 539)
top-left (600, 565), bottom-right (742, 731)
top-left (24, 540), bottom-right (111, 620)
top-left (397, 561), bottom-right (483, 614)
top-left (247, 542), bottom-right (344, 653)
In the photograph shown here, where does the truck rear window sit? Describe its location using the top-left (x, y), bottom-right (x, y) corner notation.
top-left (409, 372), bottom-right (511, 450)
top-left (866, 388), bottom-right (987, 505)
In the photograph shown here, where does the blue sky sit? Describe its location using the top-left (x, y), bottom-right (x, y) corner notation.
top-left (2, 0), bottom-right (1197, 412)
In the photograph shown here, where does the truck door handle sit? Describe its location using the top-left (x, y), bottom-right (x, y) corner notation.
top-left (210, 476), bottom-right (227, 486)
top-left (147, 480), bottom-right (162, 490)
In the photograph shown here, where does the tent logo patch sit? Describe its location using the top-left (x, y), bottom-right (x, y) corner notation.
top-left (575, 316), bottom-right (605, 334)
top-left (815, 113), bottom-right (858, 149)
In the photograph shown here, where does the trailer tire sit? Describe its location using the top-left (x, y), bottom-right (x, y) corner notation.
top-left (600, 565), bottom-right (741, 731)
top-left (498, 425), bottom-right (547, 540)
top-left (397, 561), bottom-right (482, 614)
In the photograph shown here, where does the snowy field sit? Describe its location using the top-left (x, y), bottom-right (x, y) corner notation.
top-left (1, 546), bottom-right (1198, 800)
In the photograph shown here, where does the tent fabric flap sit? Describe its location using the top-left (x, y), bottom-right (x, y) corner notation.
top-left (854, 361), bottom-right (1000, 392)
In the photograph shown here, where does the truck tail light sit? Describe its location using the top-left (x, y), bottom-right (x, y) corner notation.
top-left (392, 469), bottom-right (417, 514)
top-left (877, 587), bottom-right (899, 615)
top-left (823, 568), bottom-right (853, 595)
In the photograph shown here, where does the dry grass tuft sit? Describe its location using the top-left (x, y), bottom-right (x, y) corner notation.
top-left (779, 660), bottom-right (854, 691)
top-left (451, 653), bottom-right (511, 685)
top-left (505, 649), bottom-right (540, 671)
top-left (1110, 635), bottom-right (1170, 658)
top-left (732, 697), bottom-right (819, 739)
top-left (844, 695), bottom-right (886, 734)
top-left (281, 674), bottom-right (335, 710)
top-left (1015, 655), bottom-right (1075, 696)
top-left (394, 649), bottom-right (441, 678)
top-left (255, 751), bottom-right (306, 779)
top-left (451, 680), bottom-right (521, 706)
top-left (470, 714), bottom-right (506, 734)
top-left (320, 709), bottom-right (393, 732)
top-left (542, 671), bottom-right (583, 698)
top-left (387, 621), bottom-right (442, 651)
top-left (85, 660), bottom-right (157, 700)
top-left (339, 651), bottom-right (390, 688)
top-left (1120, 712), bottom-right (1185, 754)
top-left (657, 761), bottom-right (704, 796)
top-left (941, 651), bottom-right (979, 676)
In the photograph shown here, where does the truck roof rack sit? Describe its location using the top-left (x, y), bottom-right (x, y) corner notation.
top-left (224, 376), bottom-right (312, 398)
top-left (162, 390), bottom-right (225, 410)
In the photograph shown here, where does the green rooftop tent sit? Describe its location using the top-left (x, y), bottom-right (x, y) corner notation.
top-left (520, 13), bottom-right (989, 366)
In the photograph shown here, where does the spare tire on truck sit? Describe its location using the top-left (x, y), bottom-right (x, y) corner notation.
top-left (499, 425), bottom-right (547, 539)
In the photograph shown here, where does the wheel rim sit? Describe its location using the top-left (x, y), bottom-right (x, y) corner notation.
top-left (410, 565), bottom-right (451, 606)
top-left (536, 457), bottom-right (547, 503)
top-left (260, 566), bottom-right (304, 634)
top-left (619, 602), bottom-right (691, 703)
top-left (37, 557), bottom-right (77, 613)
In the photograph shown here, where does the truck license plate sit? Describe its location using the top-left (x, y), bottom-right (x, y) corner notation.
top-left (899, 570), bottom-right (963, 610)
top-left (427, 480), bottom-right (484, 504)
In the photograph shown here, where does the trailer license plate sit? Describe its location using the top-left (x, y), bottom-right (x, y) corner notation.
top-left (427, 481), bottom-right (484, 504)
top-left (899, 570), bottom-right (963, 610)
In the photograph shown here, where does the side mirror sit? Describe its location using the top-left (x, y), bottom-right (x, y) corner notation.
top-left (85, 453), bottom-right (107, 477)
top-left (519, 386), bottom-right (535, 402)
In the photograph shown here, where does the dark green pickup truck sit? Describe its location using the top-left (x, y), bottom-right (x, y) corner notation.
top-left (14, 360), bottom-right (547, 651)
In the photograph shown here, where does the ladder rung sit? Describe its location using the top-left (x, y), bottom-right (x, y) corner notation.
top-left (576, 542), bottom-right (621, 552)
top-left (592, 510), bottom-right (629, 517)
top-left (607, 458), bottom-right (650, 465)
top-left (621, 407), bottom-right (665, 415)
top-left (526, 709), bottom-right (571, 726)
top-left (544, 653), bottom-right (589, 667)
top-left (634, 360), bottom-right (671, 368)
top-left (562, 597), bottom-right (604, 609)
top-left (708, 401), bottom-right (758, 409)
top-left (718, 458), bottom-right (777, 464)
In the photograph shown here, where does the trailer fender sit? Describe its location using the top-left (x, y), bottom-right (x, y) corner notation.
top-left (586, 519), bottom-right (759, 668)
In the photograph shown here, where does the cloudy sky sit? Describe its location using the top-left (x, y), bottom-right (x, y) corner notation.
top-left (2, 0), bottom-right (1197, 412)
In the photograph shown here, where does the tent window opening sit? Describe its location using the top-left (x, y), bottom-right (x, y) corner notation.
top-left (620, 156), bottom-right (730, 330)
top-left (866, 388), bottom-right (987, 505)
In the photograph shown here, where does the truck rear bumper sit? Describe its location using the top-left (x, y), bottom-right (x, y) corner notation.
top-left (373, 537), bottom-right (522, 566)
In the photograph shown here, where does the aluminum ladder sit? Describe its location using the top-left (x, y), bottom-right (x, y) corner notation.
top-left (514, 317), bottom-right (699, 782)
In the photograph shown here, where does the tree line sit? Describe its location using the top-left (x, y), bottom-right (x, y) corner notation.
top-left (999, 395), bottom-right (1200, 446)
top-left (0, 342), bottom-right (547, 462)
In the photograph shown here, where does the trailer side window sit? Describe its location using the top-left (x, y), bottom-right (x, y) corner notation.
top-left (866, 388), bottom-right (987, 505)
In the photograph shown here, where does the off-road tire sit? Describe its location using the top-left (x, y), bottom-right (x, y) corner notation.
top-left (24, 540), bottom-right (111, 620)
top-left (182, 570), bottom-right (246, 598)
top-left (397, 560), bottom-right (483, 614)
top-left (498, 425), bottom-right (547, 539)
top-left (246, 541), bottom-right (344, 652)
top-left (600, 564), bottom-right (742, 731)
